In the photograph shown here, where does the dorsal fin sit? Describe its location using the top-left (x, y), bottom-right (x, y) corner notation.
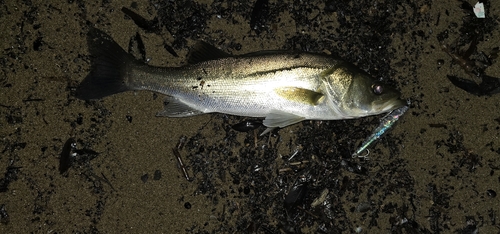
top-left (187, 41), bottom-right (231, 64)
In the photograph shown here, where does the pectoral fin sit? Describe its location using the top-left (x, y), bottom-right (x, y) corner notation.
top-left (156, 97), bottom-right (203, 117)
top-left (274, 87), bottom-right (324, 105)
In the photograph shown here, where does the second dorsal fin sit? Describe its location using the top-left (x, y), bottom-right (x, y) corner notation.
top-left (187, 41), bottom-right (231, 64)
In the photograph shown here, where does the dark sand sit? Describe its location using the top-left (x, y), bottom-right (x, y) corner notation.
top-left (1, 0), bottom-right (499, 233)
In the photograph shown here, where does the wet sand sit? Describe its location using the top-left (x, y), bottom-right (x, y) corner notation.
top-left (1, 0), bottom-right (499, 233)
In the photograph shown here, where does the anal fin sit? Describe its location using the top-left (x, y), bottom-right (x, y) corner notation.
top-left (156, 97), bottom-right (203, 117)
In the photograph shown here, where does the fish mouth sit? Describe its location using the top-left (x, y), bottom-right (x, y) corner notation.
top-left (372, 98), bottom-right (406, 114)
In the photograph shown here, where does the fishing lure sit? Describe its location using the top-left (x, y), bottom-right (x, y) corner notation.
top-left (352, 105), bottom-right (409, 158)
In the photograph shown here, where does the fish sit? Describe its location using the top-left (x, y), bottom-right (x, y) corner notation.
top-left (352, 105), bottom-right (409, 158)
top-left (76, 28), bottom-right (406, 133)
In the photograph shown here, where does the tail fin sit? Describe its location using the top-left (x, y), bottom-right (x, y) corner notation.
top-left (75, 28), bottom-right (137, 100)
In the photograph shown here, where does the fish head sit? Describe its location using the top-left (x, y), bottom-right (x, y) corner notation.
top-left (322, 64), bottom-right (405, 117)
top-left (345, 74), bottom-right (405, 117)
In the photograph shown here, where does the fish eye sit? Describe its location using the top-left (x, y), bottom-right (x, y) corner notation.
top-left (371, 84), bottom-right (384, 95)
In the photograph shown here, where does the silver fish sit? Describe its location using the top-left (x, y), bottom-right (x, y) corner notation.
top-left (76, 28), bottom-right (405, 132)
top-left (352, 105), bottom-right (409, 158)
